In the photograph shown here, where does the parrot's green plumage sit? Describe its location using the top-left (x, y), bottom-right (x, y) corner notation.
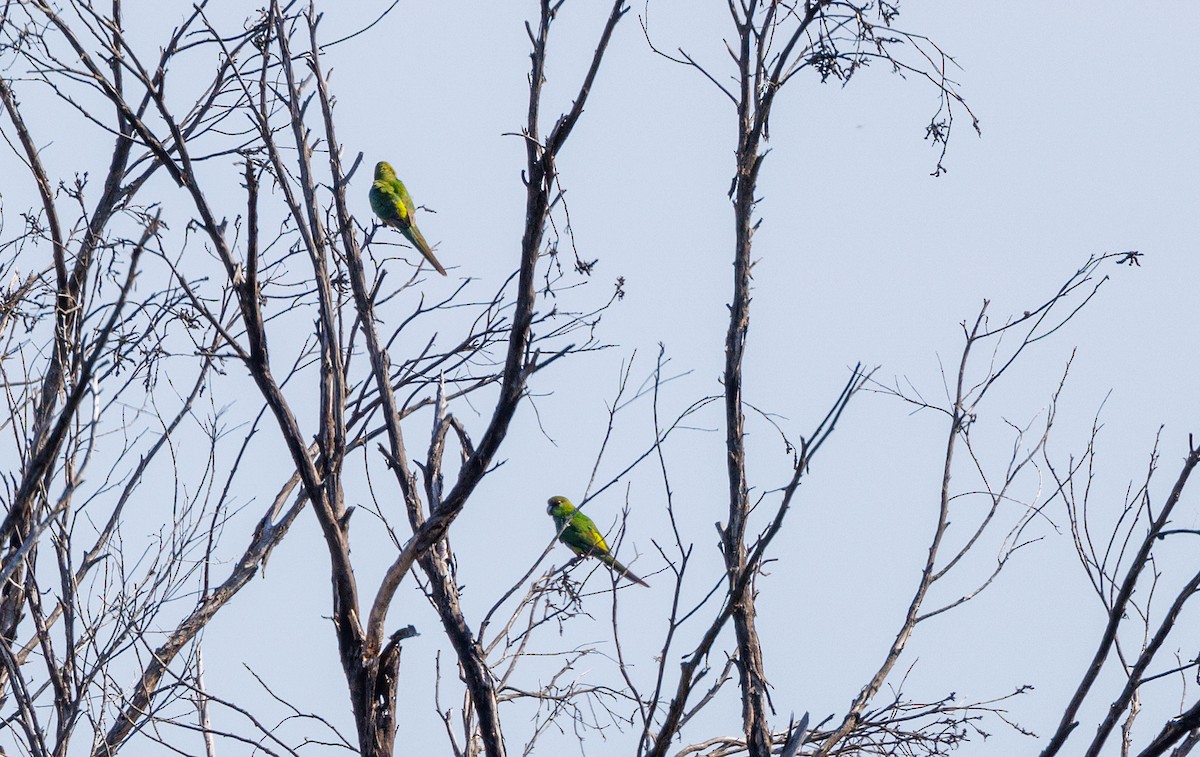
top-left (547, 495), bottom-right (648, 587)
top-left (369, 161), bottom-right (447, 276)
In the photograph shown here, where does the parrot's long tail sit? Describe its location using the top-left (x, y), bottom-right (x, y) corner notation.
top-left (601, 553), bottom-right (649, 587)
top-left (402, 223), bottom-right (447, 276)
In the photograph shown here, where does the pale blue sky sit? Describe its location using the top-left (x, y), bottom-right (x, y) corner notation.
top-left (207, 2), bottom-right (1200, 753)
top-left (5, 1), bottom-right (1198, 754)
top-left (332, 3), bottom-right (1198, 752)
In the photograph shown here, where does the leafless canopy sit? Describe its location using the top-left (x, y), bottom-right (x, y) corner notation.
top-left (0, 1), bottom-right (1191, 757)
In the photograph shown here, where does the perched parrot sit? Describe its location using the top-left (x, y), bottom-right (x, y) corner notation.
top-left (546, 495), bottom-right (648, 587)
top-left (369, 161), bottom-right (447, 276)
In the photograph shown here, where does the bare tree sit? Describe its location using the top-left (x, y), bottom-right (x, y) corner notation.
top-left (0, 1), bottom-right (1191, 756)
top-left (1039, 423), bottom-right (1200, 757)
top-left (0, 0), bottom-right (627, 753)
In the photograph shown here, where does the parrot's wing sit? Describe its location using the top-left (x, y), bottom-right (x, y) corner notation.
top-left (554, 513), bottom-right (604, 554)
top-left (371, 182), bottom-right (447, 275)
top-left (557, 512), bottom-right (649, 588)
top-left (370, 182), bottom-right (409, 227)
top-left (560, 520), bottom-right (606, 557)
top-left (395, 180), bottom-right (418, 219)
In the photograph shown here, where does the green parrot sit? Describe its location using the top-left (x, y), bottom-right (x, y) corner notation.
top-left (547, 495), bottom-right (648, 587)
top-left (369, 161), bottom-right (447, 276)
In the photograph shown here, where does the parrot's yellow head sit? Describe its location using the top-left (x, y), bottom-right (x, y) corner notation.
top-left (547, 495), bottom-right (575, 516)
top-left (374, 161), bottom-right (397, 182)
